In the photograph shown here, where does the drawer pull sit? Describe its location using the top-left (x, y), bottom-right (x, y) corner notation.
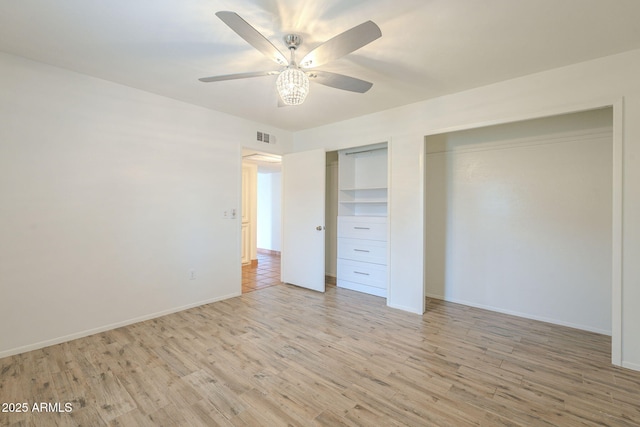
top-left (353, 271), bottom-right (370, 276)
top-left (353, 249), bottom-right (370, 253)
top-left (353, 227), bottom-right (370, 230)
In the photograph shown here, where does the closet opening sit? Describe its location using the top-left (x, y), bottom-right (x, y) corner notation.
top-left (326, 142), bottom-right (389, 298)
top-left (241, 149), bottom-right (282, 294)
top-left (424, 106), bottom-right (621, 362)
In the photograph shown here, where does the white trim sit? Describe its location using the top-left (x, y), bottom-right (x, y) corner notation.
top-left (421, 97), bottom-right (621, 137)
top-left (622, 361), bottom-right (640, 371)
top-left (387, 302), bottom-right (424, 315)
top-left (426, 293), bottom-right (611, 336)
top-left (426, 128), bottom-right (612, 155)
top-left (238, 144), bottom-right (244, 293)
top-left (421, 96), bottom-right (624, 367)
top-left (386, 137), bottom-right (393, 308)
top-left (611, 98), bottom-right (624, 366)
top-left (419, 138), bottom-right (426, 314)
top-left (0, 292), bottom-right (241, 359)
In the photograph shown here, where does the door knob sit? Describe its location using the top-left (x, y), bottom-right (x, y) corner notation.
top-left (316, 226), bottom-right (325, 231)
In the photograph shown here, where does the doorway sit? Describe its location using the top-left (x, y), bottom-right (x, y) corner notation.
top-left (241, 149), bottom-right (282, 293)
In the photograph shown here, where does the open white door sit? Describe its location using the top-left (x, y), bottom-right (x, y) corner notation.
top-left (282, 149), bottom-right (326, 292)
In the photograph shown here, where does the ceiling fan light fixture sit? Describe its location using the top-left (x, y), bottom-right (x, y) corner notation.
top-left (200, 13), bottom-right (381, 106)
top-left (276, 68), bottom-right (309, 105)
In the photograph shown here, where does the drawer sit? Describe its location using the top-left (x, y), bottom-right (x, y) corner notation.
top-left (337, 279), bottom-right (387, 298)
top-left (337, 238), bottom-right (387, 265)
top-left (337, 259), bottom-right (387, 289)
top-left (337, 216), bottom-right (387, 241)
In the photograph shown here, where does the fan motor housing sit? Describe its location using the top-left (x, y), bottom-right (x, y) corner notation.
top-left (284, 34), bottom-right (302, 50)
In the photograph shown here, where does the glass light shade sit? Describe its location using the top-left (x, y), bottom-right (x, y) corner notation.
top-left (276, 68), bottom-right (309, 105)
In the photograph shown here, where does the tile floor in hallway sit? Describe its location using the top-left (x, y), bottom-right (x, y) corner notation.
top-left (242, 250), bottom-right (282, 293)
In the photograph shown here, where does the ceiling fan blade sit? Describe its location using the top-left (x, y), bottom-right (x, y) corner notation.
top-left (308, 71), bottom-right (373, 93)
top-left (216, 11), bottom-right (288, 65)
top-left (199, 71), bottom-right (279, 83)
top-left (300, 21), bottom-right (381, 68)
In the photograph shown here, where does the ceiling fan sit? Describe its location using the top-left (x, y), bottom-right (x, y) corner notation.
top-left (199, 11), bottom-right (382, 106)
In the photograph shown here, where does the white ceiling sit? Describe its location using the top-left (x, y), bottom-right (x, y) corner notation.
top-left (2, 0), bottom-right (640, 131)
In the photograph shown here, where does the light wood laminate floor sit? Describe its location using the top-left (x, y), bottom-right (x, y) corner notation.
top-left (1, 284), bottom-right (640, 426)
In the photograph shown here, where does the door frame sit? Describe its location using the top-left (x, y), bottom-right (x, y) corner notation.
top-left (241, 162), bottom-right (257, 265)
top-left (239, 148), bottom-right (283, 289)
top-left (421, 98), bottom-right (624, 366)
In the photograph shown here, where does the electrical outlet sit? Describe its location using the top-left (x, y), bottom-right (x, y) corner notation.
top-left (230, 208), bottom-right (237, 219)
top-left (189, 269), bottom-right (196, 280)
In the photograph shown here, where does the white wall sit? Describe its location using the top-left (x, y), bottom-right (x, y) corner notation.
top-left (257, 171), bottom-right (282, 251)
top-left (0, 52), bottom-right (292, 357)
top-left (425, 109), bottom-right (612, 333)
top-left (269, 172), bottom-right (282, 251)
top-left (293, 48), bottom-right (640, 370)
top-left (257, 172), bottom-right (271, 250)
top-left (4, 46), bottom-right (640, 370)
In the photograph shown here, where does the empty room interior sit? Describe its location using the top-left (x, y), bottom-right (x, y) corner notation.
top-left (2, 1), bottom-right (640, 425)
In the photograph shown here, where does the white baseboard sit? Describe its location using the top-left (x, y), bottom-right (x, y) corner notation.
top-left (386, 302), bottom-right (424, 315)
top-left (425, 293), bottom-right (611, 336)
top-left (0, 292), bottom-right (241, 359)
top-left (622, 361), bottom-right (640, 372)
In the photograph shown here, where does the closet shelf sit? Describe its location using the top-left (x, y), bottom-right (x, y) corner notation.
top-left (339, 186), bottom-right (387, 191)
top-left (339, 200), bottom-right (387, 204)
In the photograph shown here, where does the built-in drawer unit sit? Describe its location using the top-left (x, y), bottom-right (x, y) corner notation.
top-left (337, 216), bottom-right (387, 241)
top-left (336, 143), bottom-right (388, 298)
top-left (337, 238), bottom-right (387, 265)
top-left (336, 215), bottom-right (388, 297)
top-left (336, 279), bottom-right (387, 298)
top-left (337, 259), bottom-right (387, 289)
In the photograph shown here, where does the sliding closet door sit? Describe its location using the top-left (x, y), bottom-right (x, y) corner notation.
top-left (281, 149), bottom-right (326, 292)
